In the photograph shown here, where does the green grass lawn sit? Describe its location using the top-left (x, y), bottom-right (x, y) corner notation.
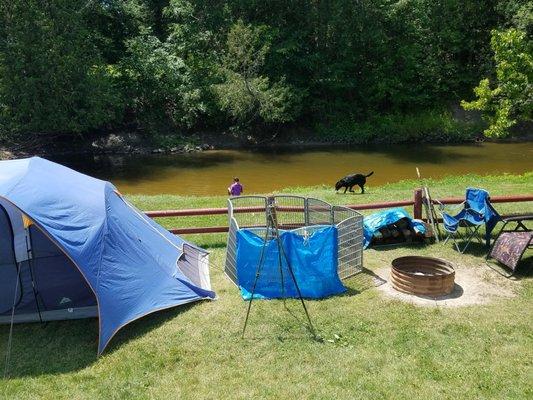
top-left (1, 173), bottom-right (532, 399)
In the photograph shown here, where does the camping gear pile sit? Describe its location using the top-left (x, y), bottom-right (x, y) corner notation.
top-left (363, 207), bottom-right (426, 248)
top-left (364, 184), bottom-right (530, 278)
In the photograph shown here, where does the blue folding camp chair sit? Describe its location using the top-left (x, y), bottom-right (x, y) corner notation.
top-left (436, 188), bottom-right (501, 253)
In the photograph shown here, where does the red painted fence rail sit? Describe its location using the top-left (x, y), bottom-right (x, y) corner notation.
top-left (144, 191), bottom-right (533, 235)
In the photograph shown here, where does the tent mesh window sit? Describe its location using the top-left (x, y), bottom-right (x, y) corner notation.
top-left (0, 202), bottom-right (98, 323)
top-left (224, 195), bottom-right (363, 285)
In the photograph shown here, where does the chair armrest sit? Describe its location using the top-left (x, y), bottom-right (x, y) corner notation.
top-left (435, 200), bottom-right (465, 216)
top-left (433, 199), bottom-right (444, 207)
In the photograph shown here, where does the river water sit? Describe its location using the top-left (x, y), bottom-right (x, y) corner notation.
top-left (54, 142), bottom-right (532, 196)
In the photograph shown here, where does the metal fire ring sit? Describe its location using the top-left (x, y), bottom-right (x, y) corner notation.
top-left (390, 256), bottom-right (455, 296)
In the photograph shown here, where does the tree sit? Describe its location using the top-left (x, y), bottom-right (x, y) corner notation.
top-left (462, 28), bottom-right (532, 137)
top-left (0, 0), bottom-right (527, 142)
top-left (214, 20), bottom-right (302, 132)
top-left (120, 34), bottom-right (206, 132)
top-left (0, 0), bottom-right (121, 138)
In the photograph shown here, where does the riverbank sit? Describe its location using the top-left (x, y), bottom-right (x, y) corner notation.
top-left (0, 109), bottom-right (490, 160)
top-left (2, 108), bottom-right (532, 160)
top-left (1, 174), bottom-right (531, 399)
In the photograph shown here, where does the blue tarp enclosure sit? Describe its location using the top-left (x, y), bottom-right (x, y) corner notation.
top-left (0, 157), bottom-right (215, 354)
top-left (236, 226), bottom-right (345, 299)
top-left (363, 207), bottom-right (426, 248)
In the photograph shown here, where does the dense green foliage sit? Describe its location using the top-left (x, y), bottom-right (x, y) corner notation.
top-left (214, 21), bottom-right (302, 130)
top-left (0, 1), bottom-right (121, 138)
top-left (462, 28), bottom-right (532, 137)
top-left (316, 110), bottom-right (484, 143)
top-left (0, 1), bottom-right (530, 142)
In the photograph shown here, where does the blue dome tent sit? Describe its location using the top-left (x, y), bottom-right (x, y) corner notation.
top-left (0, 157), bottom-right (215, 354)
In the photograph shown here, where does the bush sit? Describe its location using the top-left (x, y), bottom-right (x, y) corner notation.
top-left (315, 110), bottom-right (483, 144)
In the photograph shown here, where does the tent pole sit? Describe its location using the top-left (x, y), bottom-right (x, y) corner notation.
top-left (25, 227), bottom-right (43, 324)
top-left (3, 263), bottom-right (22, 379)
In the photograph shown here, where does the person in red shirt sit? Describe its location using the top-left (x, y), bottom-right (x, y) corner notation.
top-left (228, 177), bottom-right (243, 196)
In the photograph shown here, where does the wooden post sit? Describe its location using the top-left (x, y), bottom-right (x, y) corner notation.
top-left (413, 188), bottom-right (423, 220)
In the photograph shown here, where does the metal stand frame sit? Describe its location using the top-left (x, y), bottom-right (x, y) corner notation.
top-left (443, 222), bottom-right (483, 253)
top-left (242, 202), bottom-right (316, 339)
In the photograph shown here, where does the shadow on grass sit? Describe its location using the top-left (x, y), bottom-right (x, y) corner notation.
top-left (486, 254), bottom-right (533, 280)
top-left (513, 255), bottom-right (533, 278)
top-left (196, 240), bottom-right (227, 249)
top-left (239, 298), bottom-right (321, 343)
top-left (1, 318), bottom-right (98, 378)
top-left (342, 267), bottom-right (387, 295)
top-left (241, 330), bottom-right (322, 343)
top-left (104, 302), bottom-right (197, 354)
top-left (1, 302), bottom-right (201, 378)
top-left (429, 240), bottom-right (532, 279)
top-left (335, 191), bottom-right (365, 195)
top-left (451, 240), bottom-right (490, 257)
top-left (370, 242), bottom-right (428, 252)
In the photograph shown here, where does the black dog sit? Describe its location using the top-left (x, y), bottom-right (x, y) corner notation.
top-left (335, 171), bottom-right (374, 194)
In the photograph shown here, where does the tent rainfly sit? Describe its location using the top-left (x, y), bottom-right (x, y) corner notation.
top-left (0, 157), bottom-right (215, 354)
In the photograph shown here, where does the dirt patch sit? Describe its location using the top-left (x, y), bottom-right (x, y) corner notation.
top-left (375, 263), bottom-right (517, 307)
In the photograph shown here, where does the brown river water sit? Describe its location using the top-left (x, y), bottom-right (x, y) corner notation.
top-left (53, 142), bottom-right (533, 196)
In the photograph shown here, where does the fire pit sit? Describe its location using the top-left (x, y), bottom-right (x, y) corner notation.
top-left (390, 256), bottom-right (455, 296)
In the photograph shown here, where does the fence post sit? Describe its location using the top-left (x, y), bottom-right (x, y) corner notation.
top-left (413, 188), bottom-right (423, 219)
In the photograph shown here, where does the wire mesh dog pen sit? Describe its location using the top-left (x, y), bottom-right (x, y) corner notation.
top-left (224, 195), bottom-right (364, 285)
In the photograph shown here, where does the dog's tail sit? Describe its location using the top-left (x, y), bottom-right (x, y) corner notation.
top-left (365, 171), bottom-right (374, 177)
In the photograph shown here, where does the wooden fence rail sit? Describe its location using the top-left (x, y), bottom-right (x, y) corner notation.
top-left (144, 191), bottom-right (533, 235)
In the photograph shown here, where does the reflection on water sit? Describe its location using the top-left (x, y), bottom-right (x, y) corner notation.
top-left (53, 142), bottom-right (533, 195)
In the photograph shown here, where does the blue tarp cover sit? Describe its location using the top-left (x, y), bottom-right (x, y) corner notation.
top-left (363, 207), bottom-right (426, 248)
top-left (236, 226), bottom-right (345, 299)
top-left (0, 157), bottom-right (215, 354)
